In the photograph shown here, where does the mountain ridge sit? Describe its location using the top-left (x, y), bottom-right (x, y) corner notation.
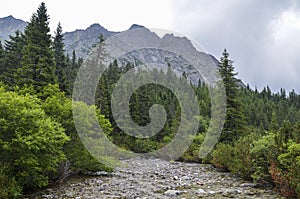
top-left (0, 16), bottom-right (212, 59)
top-left (0, 15), bottom-right (242, 86)
top-left (0, 15), bottom-right (27, 42)
top-left (63, 23), bottom-right (119, 58)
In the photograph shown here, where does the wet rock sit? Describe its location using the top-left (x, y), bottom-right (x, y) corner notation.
top-left (208, 190), bottom-right (216, 195)
top-left (164, 190), bottom-right (182, 196)
top-left (198, 188), bottom-right (206, 194)
top-left (41, 194), bottom-right (55, 199)
top-left (25, 158), bottom-right (285, 199)
top-left (240, 182), bottom-right (257, 188)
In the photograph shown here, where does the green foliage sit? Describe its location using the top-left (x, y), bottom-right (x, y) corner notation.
top-left (41, 84), bottom-right (114, 173)
top-left (53, 23), bottom-right (68, 94)
top-left (72, 100), bottom-right (116, 171)
top-left (0, 164), bottom-right (22, 199)
top-left (278, 142), bottom-right (300, 197)
top-left (17, 3), bottom-right (57, 90)
top-left (180, 133), bottom-right (205, 162)
top-left (0, 86), bottom-right (69, 191)
top-left (218, 49), bottom-right (246, 143)
top-left (211, 143), bottom-right (234, 170)
top-left (211, 121), bottom-right (300, 197)
top-left (0, 41), bottom-right (4, 78)
top-left (250, 133), bottom-right (277, 182)
top-left (1, 31), bottom-right (25, 87)
top-left (96, 62), bottom-right (184, 153)
top-left (228, 134), bottom-right (255, 180)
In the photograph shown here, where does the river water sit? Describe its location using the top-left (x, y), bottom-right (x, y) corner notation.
top-left (23, 157), bottom-right (285, 199)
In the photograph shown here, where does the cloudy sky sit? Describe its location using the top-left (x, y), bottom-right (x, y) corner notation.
top-left (1, 0), bottom-right (300, 92)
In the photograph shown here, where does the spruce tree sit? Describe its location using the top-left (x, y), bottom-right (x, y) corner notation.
top-left (71, 50), bottom-right (77, 68)
top-left (17, 2), bottom-right (57, 90)
top-left (1, 31), bottom-right (25, 86)
top-left (53, 22), bottom-right (68, 93)
top-left (218, 49), bottom-right (246, 143)
top-left (0, 41), bottom-right (4, 77)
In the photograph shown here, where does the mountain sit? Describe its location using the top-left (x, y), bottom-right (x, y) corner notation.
top-left (65, 24), bottom-right (244, 86)
top-left (0, 15), bottom-right (27, 42)
top-left (129, 24), bottom-right (145, 30)
top-left (63, 23), bottom-right (119, 58)
top-left (0, 15), bottom-right (236, 85)
top-left (110, 28), bottom-right (219, 85)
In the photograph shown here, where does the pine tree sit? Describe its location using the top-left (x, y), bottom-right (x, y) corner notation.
top-left (269, 112), bottom-right (279, 132)
top-left (53, 22), bottom-right (68, 93)
top-left (71, 50), bottom-right (77, 68)
top-left (0, 41), bottom-right (4, 77)
top-left (1, 31), bottom-right (25, 86)
top-left (17, 2), bottom-right (57, 90)
top-left (218, 49), bottom-right (246, 143)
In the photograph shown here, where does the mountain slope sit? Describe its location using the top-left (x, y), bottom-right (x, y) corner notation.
top-left (109, 28), bottom-right (219, 85)
top-left (0, 15), bottom-right (27, 42)
top-left (63, 23), bottom-right (119, 58)
top-left (0, 16), bottom-right (221, 85)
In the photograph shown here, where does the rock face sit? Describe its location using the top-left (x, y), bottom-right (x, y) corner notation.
top-left (0, 15), bottom-right (26, 42)
top-left (23, 158), bottom-right (284, 199)
top-left (63, 23), bottom-right (119, 58)
top-left (106, 27), bottom-right (220, 85)
top-left (0, 16), bottom-right (245, 86)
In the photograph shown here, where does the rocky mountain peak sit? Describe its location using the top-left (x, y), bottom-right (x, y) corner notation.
top-left (87, 23), bottom-right (108, 32)
top-left (0, 15), bottom-right (27, 42)
top-left (129, 24), bottom-right (145, 30)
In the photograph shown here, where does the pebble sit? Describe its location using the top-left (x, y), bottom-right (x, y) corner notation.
top-left (198, 188), bottom-right (206, 194)
top-left (240, 182), bottom-right (257, 188)
top-left (164, 190), bottom-right (181, 196)
top-left (24, 158), bottom-right (285, 199)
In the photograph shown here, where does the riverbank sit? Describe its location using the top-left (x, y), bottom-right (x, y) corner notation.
top-left (23, 157), bottom-right (285, 199)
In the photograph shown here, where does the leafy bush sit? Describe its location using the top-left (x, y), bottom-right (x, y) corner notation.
top-left (277, 142), bottom-right (300, 197)
top-left (212, 133), bottom-right (276, 182)
top-left (180, 133), bottom-right (205, 162)
top-left (41, 85), bottom-right (114, 173)
top-left (0, 86), bottom-right (69, 191)
top-left (269, 162), bottom-right (296, 197)
top-left (250, 133), bottom-right (277, 182)
top-left (211, 143), bottom-right (234, 170)
top-left (228, 135), bottom-right (255, 180)
top-left (0, 164), bottom-right (22, 199)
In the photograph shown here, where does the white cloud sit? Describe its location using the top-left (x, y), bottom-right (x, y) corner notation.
top-left (0, 0), bottom-right (173, 33)
top-left (170, 0), bottom-right (300, 92)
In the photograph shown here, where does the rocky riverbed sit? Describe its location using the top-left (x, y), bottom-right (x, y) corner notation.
top-left (23, 157), bottom-right (285, 199)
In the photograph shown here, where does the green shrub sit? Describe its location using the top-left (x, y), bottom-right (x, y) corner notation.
top-left (0, 86), bottom-right (69, 191)
top-left (211, 143), bottom-right (234, 170)
top-left (278, 142), bottom-right (300, 197)
top-left (41, 85), bottom-right (115, 173)
top-left (0, 164), bottom-right (22, 199)
top-left (250, 133), bottom-right (277, 182)
top-left (269, 162), bottom-right (296, 197)
top-left (227, 135), bottom-right (255, 180)
top-left (181, 133), bottom-right (205, 162)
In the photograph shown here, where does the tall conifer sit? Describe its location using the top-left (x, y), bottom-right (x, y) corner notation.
top-left (218, 49), bottom-right (246, 143)
top-left (17, 2), bottom-right (57, 90)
